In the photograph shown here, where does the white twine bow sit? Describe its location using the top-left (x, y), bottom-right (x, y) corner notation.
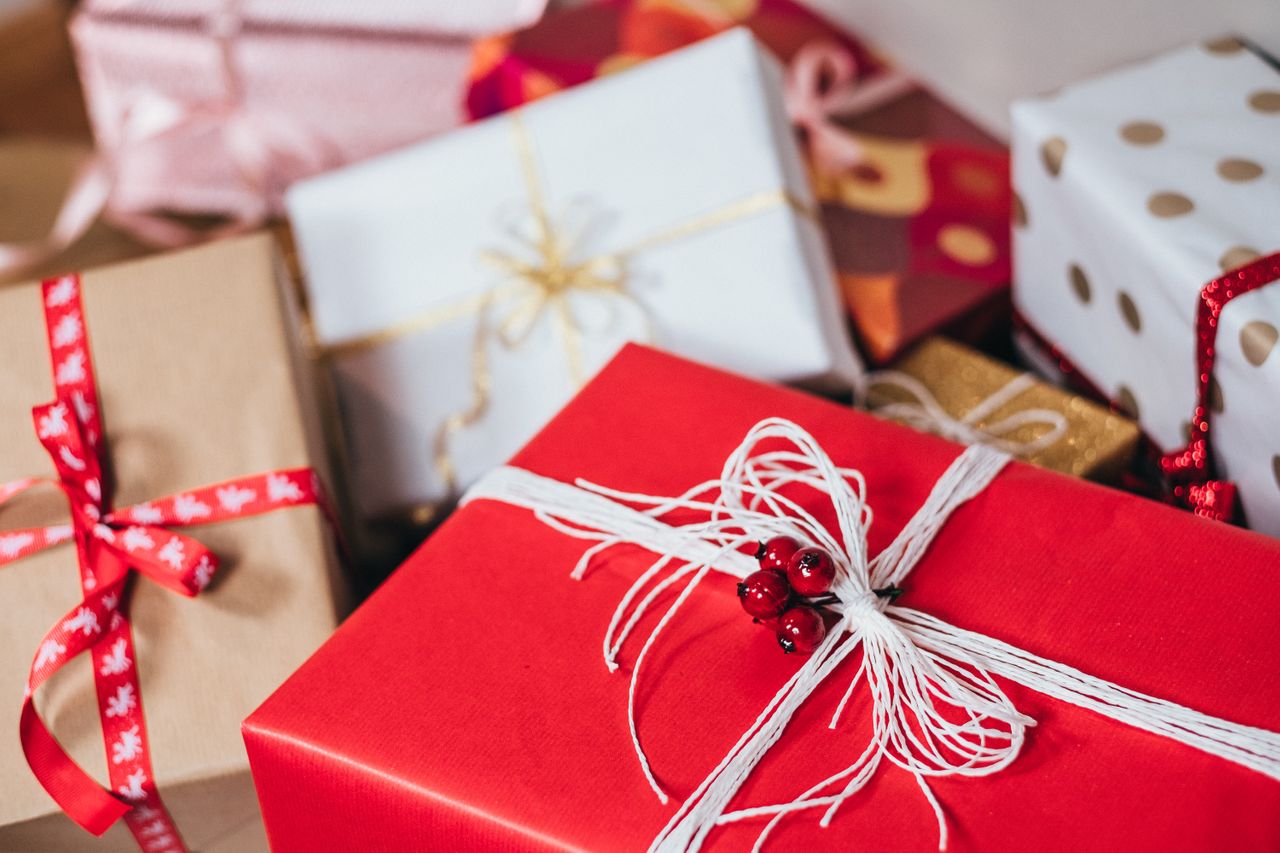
top-left (865, 371), bottom-right (1069, 458)
top-left (463, 417), bottom-right (1280, 851)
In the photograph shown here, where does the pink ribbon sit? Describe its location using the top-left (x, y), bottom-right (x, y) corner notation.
top-left (783, 40), bottom-right (915, 175)
top-left (0, 5), bottom-right (340, 278)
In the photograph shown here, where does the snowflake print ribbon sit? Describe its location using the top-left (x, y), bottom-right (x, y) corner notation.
top-left (1, 273), bottom-right (332, 852)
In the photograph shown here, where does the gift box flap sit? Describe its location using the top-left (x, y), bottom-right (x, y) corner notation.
top-left (80, 0), bottom-right (548, 38)
top-left (246, 345), bottom-right (1280, 852)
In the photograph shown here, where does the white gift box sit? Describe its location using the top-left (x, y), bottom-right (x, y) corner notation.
top-left (288, 29), bottom-right (862, 518)
top-left (1012, 40), bottom-right (1280, 535)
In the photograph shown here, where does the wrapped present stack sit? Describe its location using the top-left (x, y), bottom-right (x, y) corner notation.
top-left (2, 2), bottom-right (1279, 852)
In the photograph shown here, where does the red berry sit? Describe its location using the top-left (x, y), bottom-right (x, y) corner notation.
top-left (737, 570), bottom-right (791, 619)
top-left (776, 606), bottom-right (825, 654)
top-left (756, 535), bottom-right (801, 573)
top-left (787, 548), bottom-right (836, 596)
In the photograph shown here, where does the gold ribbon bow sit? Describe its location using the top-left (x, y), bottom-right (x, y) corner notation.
top-left (320, 111), bottom-right (816, 504)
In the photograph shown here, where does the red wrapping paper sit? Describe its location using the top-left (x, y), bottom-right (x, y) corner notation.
top-left (244, 345), bottom-right (1280, 852)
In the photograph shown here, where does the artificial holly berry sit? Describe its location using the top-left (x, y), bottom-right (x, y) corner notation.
top-left (737, 569), bottom-right (791, 619)
top-left (756, 535), bottom-right (802, 573)
top-left (786, 547), bottom-right (836, 597)
top-left (776, 605), bottom-right (825, 654)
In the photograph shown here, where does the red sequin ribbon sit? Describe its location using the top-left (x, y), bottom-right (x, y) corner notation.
top-left (1157, 252), bottom-right (1280, 522)
top-left (1, 273), bottom-right (330, 852)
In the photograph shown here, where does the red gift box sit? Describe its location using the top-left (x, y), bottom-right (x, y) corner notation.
top-left (244, 345), bottom-right (1280, 852)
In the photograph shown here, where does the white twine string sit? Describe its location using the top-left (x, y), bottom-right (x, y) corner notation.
top-left (865, 370), bottom-right (1068, 458)
top-left (461, 417), bottom-right (1280, 851)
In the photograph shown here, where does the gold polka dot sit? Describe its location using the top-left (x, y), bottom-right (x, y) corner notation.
top-left (1068, 263), bottom-right (1091, 303)
top-left (1116, 385), bottom-right (1140, 420)
top-left (1041, 137), bottom-right (1067, 177)
top-left (1120, 121), bottom-right (1165, 145)
top-left (1204, 36), bottom-right (1245, 54)
top-left (1013, 192), bottom-right (1028, 228)
top-left (1241, 320), bottom-right (1279, 366)
top-left (1273, 455), bottom-right (1280, 491)
top-left (937, 223), bottom-right (997, 267)
top-left (1220, 246), bottom-right (1261, 271)
top-left (1209, 376), bottom-right (1224, 414)
top-left (1217, 158), bottom-right (1265, 182)
top-left (1249, 90), bottom-right (1280, 113)
top-left (1148, 191), bottom-right (1194, 217)
top-left (1118, 291), bottom-right (1142, 332)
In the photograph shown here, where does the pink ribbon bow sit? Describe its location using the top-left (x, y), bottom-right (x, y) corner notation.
top-left (783, 40), bottom-right (915, 175)
top-left (0, 5), bottom-right (340, 279)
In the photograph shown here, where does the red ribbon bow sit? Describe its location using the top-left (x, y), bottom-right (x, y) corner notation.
top-left (1158, 252), bottom-right (1280, 523)
top-left (2, 273), bottom-right (330, 853)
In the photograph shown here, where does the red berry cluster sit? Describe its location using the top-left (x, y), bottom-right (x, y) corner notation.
top-left (737, 535), bottom-right (836, 654)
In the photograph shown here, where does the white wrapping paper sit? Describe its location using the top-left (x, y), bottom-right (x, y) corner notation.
top-left (288, 29), bottom-right (862, 518)
top-left (1012, 40), bottom-right (1280, 535)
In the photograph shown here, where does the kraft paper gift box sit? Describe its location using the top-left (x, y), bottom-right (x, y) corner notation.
top-left (1012, 40), bottom-right (1280, 535)
top-left (866, 337), bottom-right (1140, 481)
top-left (465, 0), bottom-right (1014, 365)
top-left (0, 235), bottom-right (349, 852)
top-left (68, 0), bottom-right (547, 221)
top-left (288, 29), bottom-right (863, 520)
top-left (244, 345), bottom-right (1280, 852)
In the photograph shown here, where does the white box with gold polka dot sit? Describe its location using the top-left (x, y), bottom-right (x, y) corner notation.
top-left (1011, 38), bottom-right (1280, 536)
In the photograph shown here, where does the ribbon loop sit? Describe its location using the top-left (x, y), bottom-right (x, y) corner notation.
top-left (784, 41), bottom-right (915, 175)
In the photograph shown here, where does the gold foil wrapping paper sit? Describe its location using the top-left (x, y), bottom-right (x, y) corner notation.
top-left (867, 337), bottom-right (1140, 480)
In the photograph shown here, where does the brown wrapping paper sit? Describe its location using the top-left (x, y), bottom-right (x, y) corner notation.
top-left (0, 234), bottom-right (349, 851)
top-left (866, 337), bottom-right (1140, 481)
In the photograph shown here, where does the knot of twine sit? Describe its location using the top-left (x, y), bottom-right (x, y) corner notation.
top-left (866, 370), bottom-right (1068, 458)
top-left (475, 197), bottom-right (639, 386)
top-left (463, 417), bottom-right (1280, 852)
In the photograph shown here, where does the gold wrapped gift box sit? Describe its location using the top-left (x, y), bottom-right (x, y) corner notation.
top-left (867, 336), bottom-right (1140, 481)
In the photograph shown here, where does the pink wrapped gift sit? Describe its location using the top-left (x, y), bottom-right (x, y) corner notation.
top-left (69, 0), bottom-right (547, 225)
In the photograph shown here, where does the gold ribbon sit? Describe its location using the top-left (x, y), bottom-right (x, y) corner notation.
top-left (317, 110), bottom-right (817, 501)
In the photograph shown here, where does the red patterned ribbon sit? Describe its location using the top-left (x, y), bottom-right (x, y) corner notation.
top-left (1, 273), bottom-right (329, 852)
top-left (1158, 252), bottom-right (1280, 523)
